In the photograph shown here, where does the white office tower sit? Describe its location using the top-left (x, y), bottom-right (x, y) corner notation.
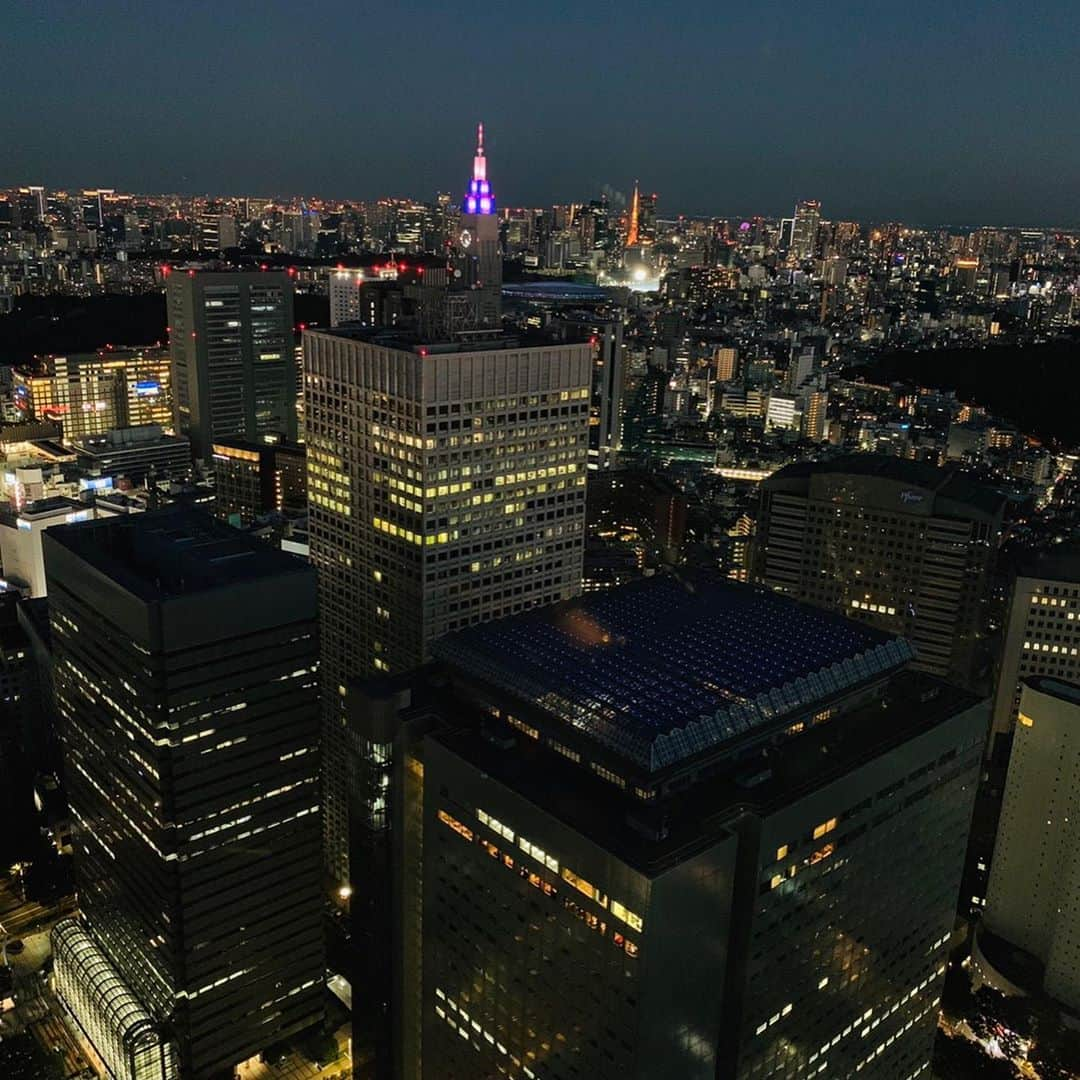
top-left (983, 677), bottom-right (1080, 1011)
top-left (989, 545), bottom-right (1080, 754)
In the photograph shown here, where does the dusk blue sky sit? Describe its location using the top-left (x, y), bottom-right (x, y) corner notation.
top-left (3, 0), bottom-right (1079, 224)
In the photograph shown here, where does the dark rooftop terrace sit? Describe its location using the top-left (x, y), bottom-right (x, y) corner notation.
top-left (766, 454), bottom-right (1008, 517)
top-left (44, 508), bottom-right (311, 602)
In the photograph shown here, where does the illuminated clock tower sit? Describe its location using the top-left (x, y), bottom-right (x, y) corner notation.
top-left (452, 122), bottom-right (502, 328)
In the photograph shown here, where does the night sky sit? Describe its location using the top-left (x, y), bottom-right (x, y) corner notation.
top-left (4, 0), bottom-right (1079, 224)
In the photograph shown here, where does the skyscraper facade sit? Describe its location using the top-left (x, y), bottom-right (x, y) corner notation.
top-left (713, 345), bottom-right (738, 382)
top-left (12, 348), bottom-right (172, 443)
top-left (989, 544), bottom-right (1080, 753)
top-left (550, 313), bottom-right (625, 470)
top-left (329, 268), bottom-right (385, 327)
top-left (304, 326), bottom-right (592, 882)
top-left (789, 199), bottom-right (822, 262)
top-left (981, 677), bottom-right (1080, 1012)
top-left (395, 575), bottom-right (985, 1079)
top-left (167, 270), bottom-right (296, 461)
top-left (211, 436), bottom-right (307, 527)
top-left (801, 388), bottom-right (829, 442)
top-left (754, 456), bottom-right (1006, 688)
top-left (304, 128), bottom-right (592, 889)
top-left (46, 510), bottom-right (324, 1079)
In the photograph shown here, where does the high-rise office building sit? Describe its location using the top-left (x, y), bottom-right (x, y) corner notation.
top-left (550, 314), bottom-right (624, 470)
top-left (12, 348), bottom-right (172, 443)
top-left (0, 590), bottom-right (34, 845)
top-left (390, 574), bottom-right (985, 1078)
top-left (448, 123), bottom-right (502, 329)
top-left (16, 184), bottom-right (47, 225)
top-left (81, 188), bottom-right (114, 229)
top-left (329, 267), bottom-right (388, 327)
top-left (980, 677), bottom-right (1080, 1011)
top-left (801, 388), bottom-right (829, 442)
top-left (119, 348), bottom-right (174, 429)
top-left (765, 392), bottom-right (800, 432)
top-left (12, 355), bottom-right (122, 441)
top-left (989, 544), bottom-right (1080, 754)
top-left (195, 208), bottom-right (237, 252)
top-left (70, 425), bottom-right (192, 486)
top-left (167, 270), bottom-right (297, 461)
top-left (328, 262), bottom-right (443, 331)
top-left (304, 126), bottom-right (591, 888)
top-left (46, 510), bottom-right (324, 1079)
top-left (713, 345), bottom-right (738, 382)
top-left (790, 199), bottom-right (822, 262)
top-left (754, 456), bottom-right (1006, 687)
top-left (305, 134), bottom-right (590, 1076)
top-left (586, 320), bottom-right (623, 470)
top-left (639, 190), bottom-right (658, 245)
top-left (211, 436), bottom-right (306, 526)
top-left (393, 202), bottom-right (427, 251)
top-left (786, 346), bottom-right (818, 393)
top-left (304, 325), bottom-right (592, 884)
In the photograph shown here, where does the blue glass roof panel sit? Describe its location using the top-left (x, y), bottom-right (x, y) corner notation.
top-left (433, 575), bottom-right (915, 770)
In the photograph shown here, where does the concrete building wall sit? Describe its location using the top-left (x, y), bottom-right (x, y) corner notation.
top-left (991, 572), bottom-right (1080, 745)
top-left (985, 679), bottom-right (1080, 1011)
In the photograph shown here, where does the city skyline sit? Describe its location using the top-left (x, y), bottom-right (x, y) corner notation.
top-left (3, 21), bottom-right (1080, 1074)
top-left (7, 174), bottom-right (1080, 233)
top-left (3, 1), bottom-right (1079, 225)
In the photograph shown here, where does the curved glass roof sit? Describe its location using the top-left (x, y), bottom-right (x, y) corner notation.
top-left (54, 920), bottom-right (152, 1039)
top-left (433, 575), bottom-right (915, 771)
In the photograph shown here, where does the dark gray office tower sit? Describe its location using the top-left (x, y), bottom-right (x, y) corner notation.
top-left (46, 511), bottom-right (323, 1080)
top-left (754, 456), bottom-right (1006, 688)
top-left (550, 314), bottom-right (625, 471)
top-left (388, 575), bottom-right (985, 1079)
top-left (167, 270), bottom-right (297, 461)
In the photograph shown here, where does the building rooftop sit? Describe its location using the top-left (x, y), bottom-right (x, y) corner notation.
top-left (1, 495), bottom-right (85, 525)
top-left (1025, 675), bottom-right (1080, 706)
top-left (431, 574), bottom-right (914, 771)
top-left (427, 669), bottom-right (979, 875)
top-left (310, 324), bottom-right (589, 356)
top-left (44, 508), bottom-right (310, 602)
top-left (1015, 541), bottom-right (1080, 583)
top-left (502, 281), bottom-right (612, 302)
top-left (765, 454), bottom-right (1008, 517)
top-left (211, 434), bottom-right (304, 455)
top-left (73, 425), bottom-right (184, 451)
top-left (28, 438), bottom-right (75, 460)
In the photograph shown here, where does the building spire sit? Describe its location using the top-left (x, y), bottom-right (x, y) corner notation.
top-left (473, 122), bottom-right (486, 183)
top-left (464, 122), bottom-right (494, 215)
top-left (626, 180), bottom-right (641, 247)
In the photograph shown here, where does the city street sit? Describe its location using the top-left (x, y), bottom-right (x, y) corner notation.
top-left (0, 927), bottom-right (93, 1078)
top-left (0, 874), bottom-right (76, 950)
top-left (1, 873), bottom-right (92, 1079)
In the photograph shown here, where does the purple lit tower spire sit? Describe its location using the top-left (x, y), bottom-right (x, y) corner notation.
top-left (454, 123), bottom-right (502, 327)
top-left (463, 122), bottom-right (495, 215)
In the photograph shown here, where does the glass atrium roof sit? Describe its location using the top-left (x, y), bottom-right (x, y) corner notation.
top-left (433, 575), bottom-right (915, 771)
